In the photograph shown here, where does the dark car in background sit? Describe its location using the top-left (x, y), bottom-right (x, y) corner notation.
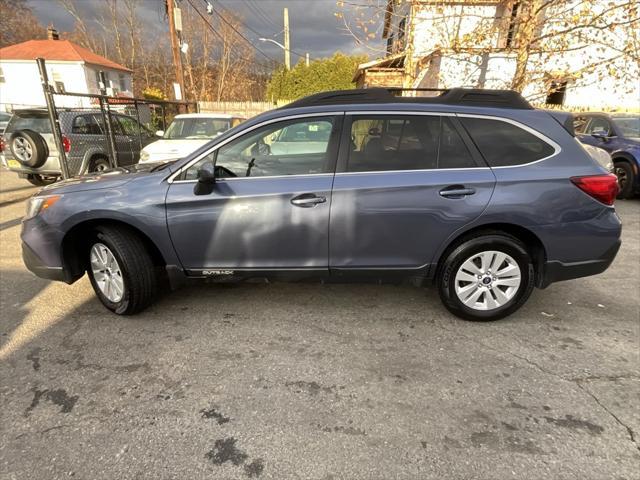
top-left (20, 88), bottom-right (621, 321)
top-left (0, 108), bottom-right (156, 186)
top-left (574, 113), bottom-right (640, 198)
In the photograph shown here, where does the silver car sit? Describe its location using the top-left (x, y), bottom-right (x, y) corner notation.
top-left (1, 108), bottom-right (155, 186)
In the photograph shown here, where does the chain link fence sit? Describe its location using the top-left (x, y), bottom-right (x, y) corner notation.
top-left (47, 92), bottom-right (197, 176)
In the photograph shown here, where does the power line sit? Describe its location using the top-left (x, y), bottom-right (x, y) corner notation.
top-left (185, 0), bottom-right (279, 65)
top-left (245, 0), bottom-right (281, 32)
top-left (200, 0), bottom-right (307, 60)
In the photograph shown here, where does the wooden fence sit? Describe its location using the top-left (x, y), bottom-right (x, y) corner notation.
top-left (198, 100), bottom-right (292, 118)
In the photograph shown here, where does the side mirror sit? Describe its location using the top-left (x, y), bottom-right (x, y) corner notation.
top-left (155, 130), bottom-right (164, 137)
top-left (193, 166), bottom-right (215, 196)
top-left (591, 129), bottom-right (609, 141)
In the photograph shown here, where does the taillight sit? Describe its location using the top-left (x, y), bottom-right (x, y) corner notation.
top-left (570, 174), bottom-right (619, 206)
top-left (0, 138), bottom-right (4, 153)
top-left (62, 135), bottom-right (71, 153)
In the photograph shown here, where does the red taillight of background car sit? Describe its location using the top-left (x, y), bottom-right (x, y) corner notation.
top-left (570, 174), bottom-right (619, 206)
top-left (0, 138), bottom-right (4, 153)
top-left (62, 135), bottom-right (71, 153)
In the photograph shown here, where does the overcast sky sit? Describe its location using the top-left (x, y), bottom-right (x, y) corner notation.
top-left (28, 0), bottom-right (384, 63)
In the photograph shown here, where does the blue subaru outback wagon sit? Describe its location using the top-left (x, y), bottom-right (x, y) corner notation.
top-left (21, 89), bottom-right (621, 321)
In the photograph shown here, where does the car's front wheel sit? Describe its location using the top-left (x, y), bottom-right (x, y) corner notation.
top-left (438, 233), bottom-right (535, 321)
top-left (87, 225), bottom-right (158, 314)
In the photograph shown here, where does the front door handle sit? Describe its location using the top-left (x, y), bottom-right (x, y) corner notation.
top-left (291, 193), bottom-right (326, 207)
top-left (439, 185), bottom-right (476, 198)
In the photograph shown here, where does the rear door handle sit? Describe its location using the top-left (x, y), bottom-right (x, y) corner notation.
top-left (291, 193), bottom-right (326, 207)
top-left (439, 185), bottom-right (476, 198)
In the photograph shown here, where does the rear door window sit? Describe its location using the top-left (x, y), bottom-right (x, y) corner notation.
top-left (72, 114), bottom-right (103, 134)
top-left (346, 115), bottom-right (476, 172)
top-left (460, 117), bottom-right (555, 167)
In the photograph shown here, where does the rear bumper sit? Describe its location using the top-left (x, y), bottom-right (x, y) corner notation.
top-left (22, 242), bottom-right (68, 282)
top-left (539, 239), bottom-right (621, 288)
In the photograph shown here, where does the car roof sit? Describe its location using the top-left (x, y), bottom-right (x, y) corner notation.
top-left (174, 113), bottom-right (242, 119)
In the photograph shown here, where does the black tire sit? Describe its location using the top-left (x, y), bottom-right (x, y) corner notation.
top-left (88, 156), bottom-right (111, 173)
top-left (26, 174), bottom-right (58, 187)
top-left (87, 225), bottom-right (158, 315)
top-left (614, 161), bottom-right (635, 199)
top-left (9, 129), bottom-right (49, 168)
top-left (438, 233), bottom-right (535, 321)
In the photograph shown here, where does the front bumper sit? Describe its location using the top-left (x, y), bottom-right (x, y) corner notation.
top-left (539, 239), bottom-right (621, 288)
top-left (22, 242), bottom-right (67, 282)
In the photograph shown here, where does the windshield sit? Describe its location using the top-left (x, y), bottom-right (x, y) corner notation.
top-left (164, 117), bottom-right (231, 139)
top-left (612, 116), bottom-right (640, 137)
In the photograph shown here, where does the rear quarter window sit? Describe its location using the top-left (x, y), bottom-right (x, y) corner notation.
top-left (6, 114), bottom-right (52, 134)
top-left (460, 117), bottom-right (555, 167)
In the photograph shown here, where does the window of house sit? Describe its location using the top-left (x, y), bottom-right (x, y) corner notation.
top-left (397, 18), bottom-right (406, 48)
top-left (184, 116), bottom-right (337, 180)
top-left (460, 117), bottom-right (555, 167)
top-left (347, 115), bottom-right (475, 172)
top-left (119, 73), bottom-right (127, 91)
top-left (496, 1), bottom-right (521, 49)
top-left (545, 80), bottom-right (567, 106)
top-left (505, 1), bottom-right (520, 48)
top-left (0, 67), bottom-right (5, 83)
top-left (51, 70), bottom-right (65, 93)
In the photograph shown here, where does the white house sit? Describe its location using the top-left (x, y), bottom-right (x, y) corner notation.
top-left (354, 0), bottom-right (639, 110)
top-left (0, 28), bottom-right (133, 111)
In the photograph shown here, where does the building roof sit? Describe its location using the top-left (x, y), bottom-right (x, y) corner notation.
top-left (352, 53), bottom-right (406, 82)
top-left (0, 39), bottom-right (132, 72)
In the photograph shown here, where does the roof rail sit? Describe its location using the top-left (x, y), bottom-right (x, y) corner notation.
top-left (281, 87), bottom-right (533, 110)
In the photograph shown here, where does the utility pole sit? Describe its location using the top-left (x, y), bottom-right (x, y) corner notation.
top-left (283, 7), bottom-right (290, 70)
top-left (167, 0), bottom-right (186, 101)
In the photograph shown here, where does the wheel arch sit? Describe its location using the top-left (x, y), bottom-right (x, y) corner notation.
top-left (434, 223), bottom-right (547, 287)
top-left (79, 148), bottom-right (110, 174)
top-left (61, 218), bottom-right (167, 282)
top-left (611, 152), bottom-right (639, 174)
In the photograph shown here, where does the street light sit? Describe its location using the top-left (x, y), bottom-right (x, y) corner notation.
top-left (259, 37), bottom-right (291, 70)
top-left (258, 37), bottom-right (286, 50)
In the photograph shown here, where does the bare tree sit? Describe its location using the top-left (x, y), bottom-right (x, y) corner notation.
top-left (0, 0), bottom-right (47, 48)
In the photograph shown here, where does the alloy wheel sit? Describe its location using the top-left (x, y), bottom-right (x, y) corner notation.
top-left (454, 250), bottom-right (521, 311)
top-left (90, 243), bottom-right (124, 303)
top-left (13, 137), bottom-right (32, 162)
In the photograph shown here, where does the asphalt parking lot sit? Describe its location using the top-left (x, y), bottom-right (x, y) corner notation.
top-left (0, 169), bottom-right (638, 479)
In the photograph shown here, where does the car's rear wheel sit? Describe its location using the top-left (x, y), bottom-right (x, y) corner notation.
top-left (89, 156), bottom-right (111, 173)
top-left (87, 225), bottom-right (158, 315)
top-left (614, 162), bottom-right (635, 199)
top-left (438, 233), bottom-right (535, 321)
top-left (26, 174), bottom-right (58, 187)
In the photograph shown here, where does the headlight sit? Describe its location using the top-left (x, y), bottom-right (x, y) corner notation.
top-left (25, 195), bottom-right (61, 220)
top-left (140, 150), bottom-right (150, 162)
